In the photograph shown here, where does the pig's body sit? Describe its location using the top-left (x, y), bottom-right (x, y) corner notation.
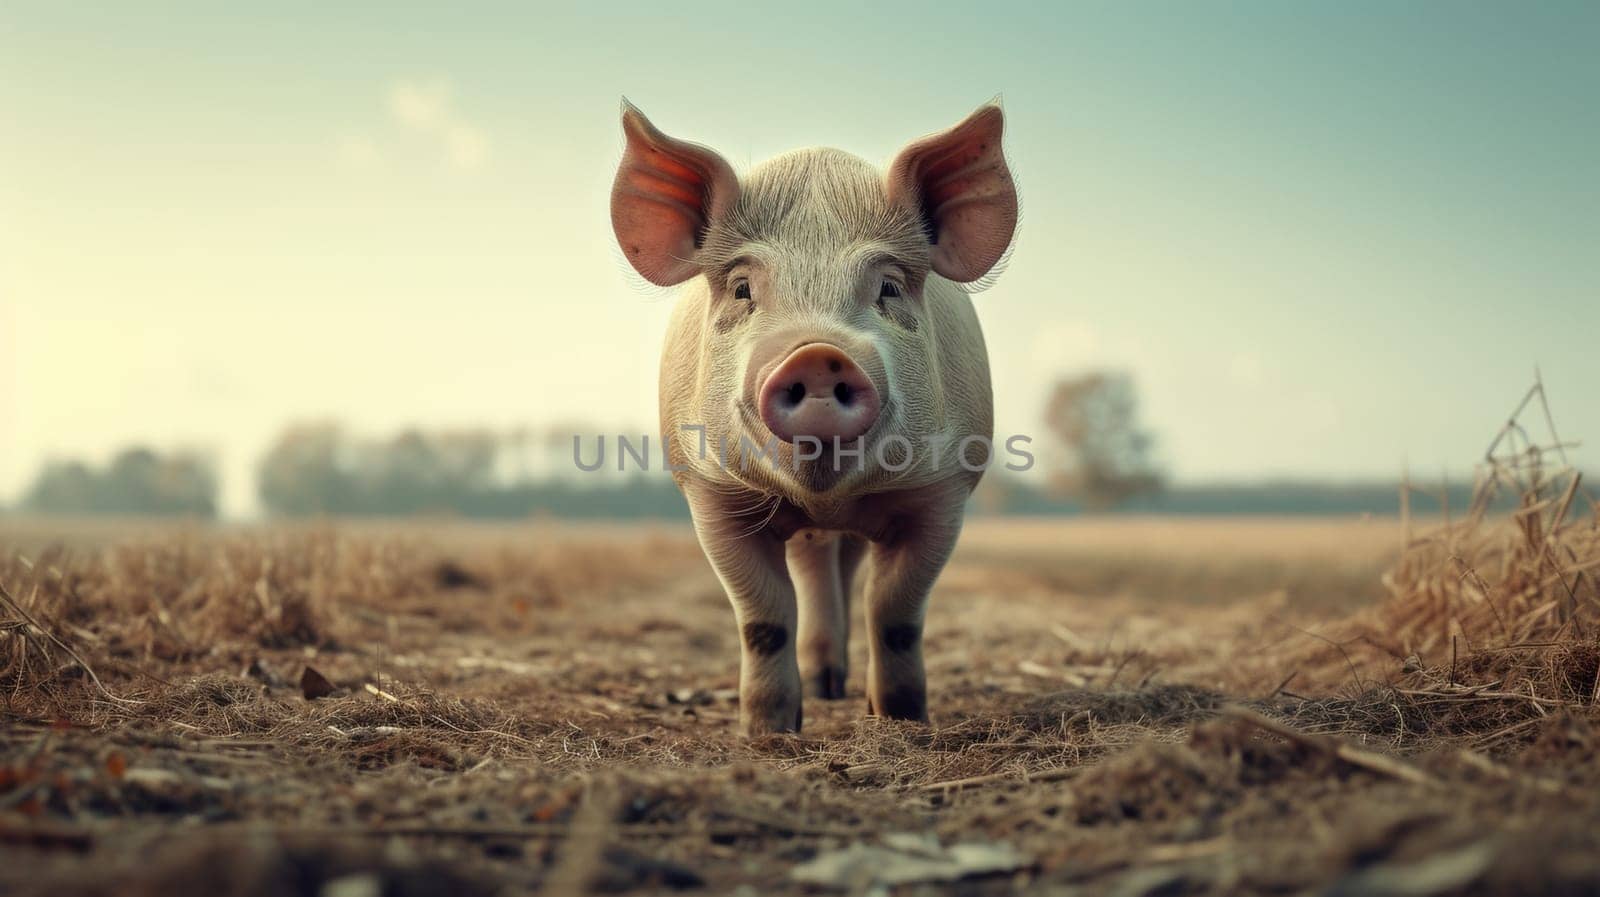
top-left (613, 104), bottom-right (1016, 735)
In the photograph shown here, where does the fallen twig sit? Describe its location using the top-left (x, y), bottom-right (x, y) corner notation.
top-left (919, 766), bottom-right (1079, 793)
top-left (1221, 706), bottom-right (1436, 788)
top-left (364, 683), bottom-right (402, 703)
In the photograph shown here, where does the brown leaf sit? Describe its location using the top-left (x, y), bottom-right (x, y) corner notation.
top-left (300, 665), bottom-right (336, 700)
top-left (531, 803), bottom-right (561, 822)
top-left (104, 752), bottom-right (126, 780)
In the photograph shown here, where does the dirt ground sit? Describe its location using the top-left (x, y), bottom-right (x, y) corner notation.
top-left (3, 514), bottom-right (1599, 896)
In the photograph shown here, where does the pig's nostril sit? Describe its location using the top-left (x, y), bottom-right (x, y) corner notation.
top-left (786, 382), bottom-right (806, 405)
top-left (833, 382), bottom-right (853, 405)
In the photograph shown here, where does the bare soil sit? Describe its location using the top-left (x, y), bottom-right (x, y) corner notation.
top-left (3, 515), bottom-right (1599, 896)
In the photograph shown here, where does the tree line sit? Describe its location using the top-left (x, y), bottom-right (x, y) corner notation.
top-left (20, 448), bottom-right (218, 517)
top-left (253, 422), bottom-right (686, 518)
top-left (15, 373), bottom-right (1171, 518)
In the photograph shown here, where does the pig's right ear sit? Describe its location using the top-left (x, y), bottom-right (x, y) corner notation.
top-left (610, 101), bottom-right (739, 287)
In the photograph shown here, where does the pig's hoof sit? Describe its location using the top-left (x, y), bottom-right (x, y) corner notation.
top-left (866, 686), bottom-right (928, 723)
top-left (805, 666), bottom-right (848, 700)
top-left (740, 694), bottom-right (802, 736)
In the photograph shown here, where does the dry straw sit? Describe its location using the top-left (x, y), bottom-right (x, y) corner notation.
top-left (1387, 375), bottom-right (1599, 654)
top-left (1292, 375), bottom-right (1600, 742)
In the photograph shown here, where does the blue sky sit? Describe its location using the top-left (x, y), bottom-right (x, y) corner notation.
top-left (2, 1), bottom-right (1596, 515)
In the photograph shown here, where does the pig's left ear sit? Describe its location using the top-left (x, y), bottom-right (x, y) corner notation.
top-left (887, 103), bottom-right (1018, 284)
top-left (611, 100), bottom-right (740, 287)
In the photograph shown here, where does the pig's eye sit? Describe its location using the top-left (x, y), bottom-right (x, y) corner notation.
top-left (879, 280), bottom-right (902, 299)
top-left (733, 280), bottom-right (752, 301)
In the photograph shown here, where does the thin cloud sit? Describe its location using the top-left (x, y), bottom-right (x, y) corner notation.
top-left (388, 79), bottom-right (451, 130)
top-left (382, 78), bottom-right (493, 171)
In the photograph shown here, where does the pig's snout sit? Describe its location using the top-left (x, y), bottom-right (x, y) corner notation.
top-left (759, 343), bottom-right (881, 444)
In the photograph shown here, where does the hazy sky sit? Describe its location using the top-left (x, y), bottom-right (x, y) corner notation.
top-left (3, 2), bottom-right (1596, 516)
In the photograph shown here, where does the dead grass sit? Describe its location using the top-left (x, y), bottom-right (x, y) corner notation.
top-left (3, 386), bottom-right (1600, 895)
top-left (1271, 380), bottom-right (1600, 762)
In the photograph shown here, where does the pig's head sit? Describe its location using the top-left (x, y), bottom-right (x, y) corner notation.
top-left (611, 101), bottom-right (1016, 497)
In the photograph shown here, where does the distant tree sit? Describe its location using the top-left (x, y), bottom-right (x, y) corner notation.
top-left (104, 448), bottom-right (162, 511)
top-left (369, 429), bottom-right (437, 513)
top-left (23, 448), bottom-right (217, 516)
top-left (432, 430), bottom-right (498, 489)
top-left (254, 419), bottom-right (702, 519)
top-left (23, 461), bottom-right (98, 514)
top-left (141, 450), bottom-right (216, 515)
top-left (1043, 371), bottom-right (1164, 510)
top-left (257, 423), bottom-right (352, 515)
top-left (258, 424), bottom-right (503, 516)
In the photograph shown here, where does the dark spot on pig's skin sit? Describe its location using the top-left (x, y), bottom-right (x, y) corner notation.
top-left (881, 624), bottom-right (920, 653)
top-left (742, 622), bottom-right (788, 656)
top-left (807, 666), bottom-right (847, 700)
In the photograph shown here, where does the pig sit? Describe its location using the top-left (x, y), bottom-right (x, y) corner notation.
top-left (610, 101), bottom-right (1018, 735)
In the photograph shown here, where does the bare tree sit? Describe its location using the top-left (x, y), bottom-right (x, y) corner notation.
top-left (1044, 371), bottom-right (1164, 510)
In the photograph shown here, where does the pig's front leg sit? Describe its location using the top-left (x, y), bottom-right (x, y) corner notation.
top-left (685, 491), bottom-right (802, 736)
top-left (861, 505), bottom-right (965, 724)
top-left (788, 533), bottom-right (856, 700)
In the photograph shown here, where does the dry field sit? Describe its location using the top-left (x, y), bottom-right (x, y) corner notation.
top-left (3, 501), bottom-right (1599, 896)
